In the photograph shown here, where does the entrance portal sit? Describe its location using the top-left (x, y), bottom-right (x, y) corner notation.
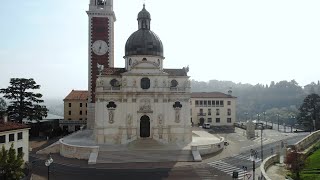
top-left (140, 115), bottom-right (150, 138)
top-left (200, 118), bottom-right (205, 126)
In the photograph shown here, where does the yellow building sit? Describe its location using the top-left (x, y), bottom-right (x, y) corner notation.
top-left (61, 90), bottom-right (88, 132)
top-left (190, 91), bottom-right (237, 128)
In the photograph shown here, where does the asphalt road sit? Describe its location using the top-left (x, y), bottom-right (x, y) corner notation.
top-left (30, 131), bottom-right (308, 180)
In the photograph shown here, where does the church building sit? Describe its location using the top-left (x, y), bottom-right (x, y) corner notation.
top-left (87, 0), bottom-right (192, 145)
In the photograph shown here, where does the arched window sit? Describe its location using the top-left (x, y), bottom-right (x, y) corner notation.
top-left (141, 77), bottom-right (150, 89)
top-left (129, 58), bottom-right (132, 66)
top-left (142, 58), bottom-right (147, 61)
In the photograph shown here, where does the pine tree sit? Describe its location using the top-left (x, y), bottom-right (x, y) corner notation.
top-left (0, 78), bottom-right (48, 123)
top-left (0, 144), bottom-right (24, 180)
top-left (297, 93), bottom-right (320, 131)
top-left (0, 98), bottom-right (6, 117)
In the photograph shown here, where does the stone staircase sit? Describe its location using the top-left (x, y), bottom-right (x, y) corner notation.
top-left (96, 139), bottom-right (193, 163)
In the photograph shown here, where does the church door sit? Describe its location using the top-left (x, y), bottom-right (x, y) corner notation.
top-left (140, 115), bottom-right (150, 138)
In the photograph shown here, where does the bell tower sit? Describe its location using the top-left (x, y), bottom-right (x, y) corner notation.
top-left (87, 0), bottom-right (116, 129)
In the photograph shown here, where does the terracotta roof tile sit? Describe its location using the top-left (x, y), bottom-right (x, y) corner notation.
top-left (191, 92), bottom-right (237, 98)
top-left (0, 122), bottom-right (29, 132)
top-left (64, 90), bottom-right (88, 101)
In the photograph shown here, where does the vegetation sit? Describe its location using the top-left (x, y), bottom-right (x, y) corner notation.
top-left (0, 78), bottom-right (48, 123)
top-left (0, 98), bottom-right (6, 117)
top-left (297, 94), bottom-right (320, 131)
top-left (285, 148), bottom-right (307, 180)
top-left (0, 144), bottom-right (25, 180)
top-left (300, 144), bottom-right (320, 180)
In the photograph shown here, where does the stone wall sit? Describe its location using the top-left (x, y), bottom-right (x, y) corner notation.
top-left (192, 137), bottom-right (225, 156)
top-left (294, 130), bottom-right (320, 152)
top-left (260, 154), bottom-right (279, 180)
top-left (60, 139), bottom-right (99, 160)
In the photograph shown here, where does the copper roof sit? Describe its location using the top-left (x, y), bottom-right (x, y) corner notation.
top-left (191, 92), bottom-right (237, 98)
top-left (64, 90), bottom-right (88, 101)
top-left (0, 122), bottom-right (29, 132)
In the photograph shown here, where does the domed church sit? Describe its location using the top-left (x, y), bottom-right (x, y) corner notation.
top-left (87, 1), bottom-right (192, 145)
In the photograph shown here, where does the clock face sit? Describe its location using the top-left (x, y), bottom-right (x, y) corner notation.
top-left (92, 40), bottom-right (109, 55)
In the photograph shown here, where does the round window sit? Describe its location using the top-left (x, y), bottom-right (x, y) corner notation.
top-left (171, 80), bottom-right (178, 87)
top-left (110, 79), bottom-right (120, 87)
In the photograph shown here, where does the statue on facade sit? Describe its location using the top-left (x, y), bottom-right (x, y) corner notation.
top-left (158, 114), bottom-right (163, 139)
top-left (109, 110), bottom-right (114, 124)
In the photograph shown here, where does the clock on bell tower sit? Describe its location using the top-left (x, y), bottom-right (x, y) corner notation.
top-left (87, 0), bottom-right (116, 129)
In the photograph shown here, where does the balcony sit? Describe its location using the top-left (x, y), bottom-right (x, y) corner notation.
top-left (197, 113), bottom-right (206, 116)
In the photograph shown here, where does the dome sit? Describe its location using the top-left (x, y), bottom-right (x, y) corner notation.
top-left (125, 5), bottom-right (164, 57)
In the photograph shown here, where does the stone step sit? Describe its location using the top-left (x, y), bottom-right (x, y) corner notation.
top-left (96, 150), bottom-right (194, 163)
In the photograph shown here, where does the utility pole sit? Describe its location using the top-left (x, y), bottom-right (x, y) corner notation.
top-left (260, 124), bottom-right (264, 161)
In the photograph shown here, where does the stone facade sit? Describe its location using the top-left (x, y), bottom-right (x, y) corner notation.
top-left (190, 92), bottom-right (237, 126)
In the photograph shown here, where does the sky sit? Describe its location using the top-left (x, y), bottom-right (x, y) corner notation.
top-left (0, 0), bottom-right (320, 99)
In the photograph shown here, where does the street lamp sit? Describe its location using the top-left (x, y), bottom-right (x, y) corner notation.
top-left (250, 149), bottom-right (258, 180)
top-left (45, 154), bottom-right (53, 180)
top-left (276, 114), bottom-right (280, 131)
top-left (290, 115), bottom-right (295, 133)
top-left (263, 112), bottom-right (267, 126)
top-left (257, 114), bottom-right (260, 123)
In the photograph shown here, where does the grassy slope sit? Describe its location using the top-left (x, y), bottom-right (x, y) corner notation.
top-left (301, 148), bottom-right (320, 180)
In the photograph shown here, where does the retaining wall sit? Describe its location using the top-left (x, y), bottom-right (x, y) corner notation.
top-left (260, 154), bottom-right (279, 180)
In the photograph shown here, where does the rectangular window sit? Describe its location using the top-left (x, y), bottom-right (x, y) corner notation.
top-left (18, 132), bottom-right (23, 140)
top-left (208, 101), bottom-right (211, 106)
top-left (69, 103), bottom-right (71, 107)
top-left (0, 135), bottom-right (5, 143)
top-left (216, 109), bottom-right (220, 116)
top-left (228, 109), bottom-right (231, 116)
top-left (200, 109), bottom-right (203, 114)
top-left (9, 134), bottom-right (14, 142)
top-left (17, 147), bottom-right (23, 155)
top-left (227, 118), bottom-right (232, 123)
top-left (208, 118), bottom-right (212, 123)
top-left (80, 103), bottom-right (82, 107)
top-left (204, 101), bottom-right (207, 106)
top-left (200, 101), bottom-right (203, 106)
top-left (228, 101), bottom-right (231, 105)
top-left (212, 101), bottom-right (215, 106)
top-left (208, 109), bottom-right (211, 115)
top-left (216, 118), bottom-right (220, 123)
top-left (216, 101), bottom-right (219, 106)
top-left (80, 111), bottom-right (82, 115)
top-left (68, 111), bottom-right (71, 115)
top-left (220, 101), bottom-right (224, 107)
top-left (80, 118), bottom-right (82, 120)
top-left (195, 100), bottom-right (199, 106)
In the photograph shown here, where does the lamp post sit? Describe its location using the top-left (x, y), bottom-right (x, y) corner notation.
top-left (290, 115), bottom-right (295, 133)
top-left (257, 114), bottom-right (260, 123)
top-left (263, 112), bottom-right (267, 126)
top-left (258, 123), bottom-right (264, 162)
top-left (250, 149), bottom-right (258, 180)
top-left (45, 154), bottom-right (53, 180)
top-left (244, 112), bottom-right (248, 122)
top-left (277, 114), bottom-right (280, 131)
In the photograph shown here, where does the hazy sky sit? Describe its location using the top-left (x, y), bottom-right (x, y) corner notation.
top-left (0, 0), bottom-right (319, 99)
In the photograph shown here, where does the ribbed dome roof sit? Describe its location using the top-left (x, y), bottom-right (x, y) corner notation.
top-left (125, 4), bottom-right (163, 57)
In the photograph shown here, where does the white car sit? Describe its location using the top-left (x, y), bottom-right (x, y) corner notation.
top-left (203, 123), bottom-right (211, 129)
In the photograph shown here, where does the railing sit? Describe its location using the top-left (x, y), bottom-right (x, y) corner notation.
top-left (170, 87), bottom-right (187, 92)
top-left (197, 113), bottom-right (206, 116)
top-left (103, 86), bottom-right (121, 91)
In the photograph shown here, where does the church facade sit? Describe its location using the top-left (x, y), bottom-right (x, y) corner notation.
top-left (87, 1), bottom-right (192, 145)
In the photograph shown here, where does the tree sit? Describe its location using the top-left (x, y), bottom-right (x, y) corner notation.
top-left (285, 148), bottom-right (307, 180)
top-left (0, 98), bottom-right (6, 117)
top-left (0, 144), bottom-right (24, 180)
top-left (0, 78), bottom-right (48, 123)
top-left (297, 93), bottom-right (320, 131)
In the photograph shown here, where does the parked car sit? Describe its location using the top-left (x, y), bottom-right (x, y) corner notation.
top-left (203, 123), bottom-right (211, 129)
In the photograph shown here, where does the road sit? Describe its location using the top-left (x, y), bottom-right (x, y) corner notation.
top-left (30, 130), bottom-right (308, 180)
